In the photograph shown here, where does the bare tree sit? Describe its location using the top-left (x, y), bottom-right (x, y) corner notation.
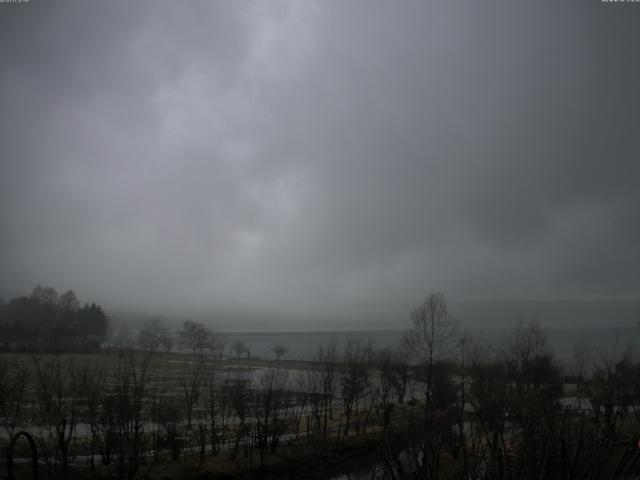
top-left (408, 292), bottom-right (458, 406)
top-left (390, 337), bottom-right (413, 405)
top-left (217, 367), bottom-right (237, 456)
top-left (340, 337), bottom-right (372, 436)
top-left (109, 348), bottom-right (154, 479)
top-left (0, 355), bottom-right (28, 445)
top-left (317, 338), bottom-right (338, 447)
top-left (232, 339), bottom-right (249, 358)
top-left (32, 354), bottom-right (78, 478)
top-left (111, 324), bottom-right (133, 352)
top-left (156, 396), bottom-right (183, 461)
top-left (376, 349), bottom-right (396, 429)
top-left (201, 333), bottom-right (226, 456)
top-left (271, 343), bottom-right (288, 360)
top-left (592, 345), bottom-right (635, 429)
top-left (137, 318), bottom-right (171, 355)
top-left (229, 378), bottom-right (250, 460)
top-left (254, 367), bottom-right (290, 465)
top-left (72, 362), bottom-right (105, 470)
top-left (207, 330), bottom-right (226, 358)
top-left (573, 339), bottom-right (591, 382)
top-left (378, 293), bottom-right (460, 479)
top-left (178, 320), bottom-right (211, 356)
top-left (180, 356), bottom-right (204, 429)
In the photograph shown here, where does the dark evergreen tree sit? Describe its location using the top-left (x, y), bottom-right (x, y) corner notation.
top-left (0, 286), bottom-right (109, 352)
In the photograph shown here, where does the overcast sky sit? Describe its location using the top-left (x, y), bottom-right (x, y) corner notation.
top-left (1, 1), bottom-right (639, 327)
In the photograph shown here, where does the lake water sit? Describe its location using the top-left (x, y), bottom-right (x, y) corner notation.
top-left (221, 325), bottom-right (640, 364)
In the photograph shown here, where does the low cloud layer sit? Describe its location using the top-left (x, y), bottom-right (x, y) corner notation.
top-left (1, 1), bottom-right (639, 326)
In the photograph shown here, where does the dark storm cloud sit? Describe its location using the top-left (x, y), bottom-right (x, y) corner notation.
top-left (1, 0), bottom-right (639, 325)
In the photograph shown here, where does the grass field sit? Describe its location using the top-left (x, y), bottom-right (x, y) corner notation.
top-left (0, 349), bottom-right (387, 480)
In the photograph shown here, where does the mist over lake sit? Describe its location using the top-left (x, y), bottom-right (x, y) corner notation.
top-left (222, 324), bottom-right (640, 362)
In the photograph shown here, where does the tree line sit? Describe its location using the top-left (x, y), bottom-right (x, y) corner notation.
top-left (0, 285), bottom-right (109, 352)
